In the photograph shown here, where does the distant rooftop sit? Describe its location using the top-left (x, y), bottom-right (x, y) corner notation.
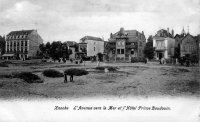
top-left (80, 36), bottom-right (103, 42)
top-left (7, 30), bottom-right (35, 36)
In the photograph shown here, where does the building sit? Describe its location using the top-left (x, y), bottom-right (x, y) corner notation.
top-left (153, 28), bottom-right (175, 60)
top-left (180, 34), bottom-right (199, 57)
top-left (79, 36), bottom-right (104, 57)
top-left (65, 41), bottom-right (78, 60)
top-left (106, 27), bottom-right (146, 62)
top-left (2, 30), bottom-right (43, 60)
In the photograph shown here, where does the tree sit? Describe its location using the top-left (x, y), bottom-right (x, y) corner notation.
top-left (143, 35), bottom-right (154, 60)
top-left (174, 44), bottom-right (180, 59)
top-left (62, 42), bottom-right (69, 59)
top-left (45, 42), bottom-right (51, 57)
top-left (39, 43), bottom-right (46, 57)
top-left (0, 36), bottom-right (6, 55)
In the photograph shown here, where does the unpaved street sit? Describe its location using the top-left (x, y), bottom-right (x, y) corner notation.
top-left (0, 61), bottom-right (199, 99)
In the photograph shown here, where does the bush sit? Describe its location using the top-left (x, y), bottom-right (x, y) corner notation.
top-left (95, 66), bottom-right (118, 71)
top-left (43, 69), bottom-right (63, 77)
top-left (0, 63), bottom-right (8, 67)
top-left (64, 68), bottom-right (88, 76)
top-left (13, 72), bottom-right (43, 83)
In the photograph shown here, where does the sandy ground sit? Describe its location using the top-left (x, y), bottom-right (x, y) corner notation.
top-left (0, 60), bottom-right (199, 99)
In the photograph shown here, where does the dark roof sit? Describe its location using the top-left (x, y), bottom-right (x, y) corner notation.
top-left (8, 30), bottom-right (34, 36)
top-left (110, 29), bottom-right (145, 43)
top-left (154, 29), bottom-right (173, 38)
top-left (174, 34), bottom-right (185, 39)
top-left (66, 41), bottom-right (77, 47)
top-left (80, 36), bottom-right (103, 41)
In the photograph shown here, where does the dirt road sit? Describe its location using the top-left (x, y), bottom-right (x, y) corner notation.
top-left (0, 61), bottom-right (199, 99)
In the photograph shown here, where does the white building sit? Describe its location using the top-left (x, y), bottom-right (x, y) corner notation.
top-left (153, 29), bottom-right (175, 60)
top-left (79, 36), bottom-right (104, 57)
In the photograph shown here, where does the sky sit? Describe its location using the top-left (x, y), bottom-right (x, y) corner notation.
top-left (0, 0), bottom-right (200, 43)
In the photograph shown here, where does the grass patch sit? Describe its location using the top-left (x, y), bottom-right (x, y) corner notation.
top-left (43, 69), bottom-right (63, 78)
top-left (166, 80), bottom-right (200, 93)
top-left (95, 66), bottom-right (119, 71)
top-left (64, 68), bottom-right (89, 76)
top-left (13, 72), bottom-right (43, 83)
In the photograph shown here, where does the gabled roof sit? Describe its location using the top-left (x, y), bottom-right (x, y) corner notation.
top-left (180, 33), bottom-right (197, 43)
top-left (7, 30), bottom-right (34, 36)
top-left (80, 36), bottom-right (103, 41)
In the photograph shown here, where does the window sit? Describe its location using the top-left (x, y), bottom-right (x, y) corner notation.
top-left (121, 49), bottom-right (124, 54)
top-left (117, 49), bottom-right (119, 54)
top-left (131, 43), bottom-right (134, 45)
top-left (25, 48), bottom-right (27, 52)
top-left (94, 47), bottom-right (96, 51)
top-left (21, 41), bottom-right (23, 46)
top-left (131, 50), bottom-right (134, 55)
top-left (17, 42), bottom-right (19, 46)
top-left (25, 41), bottom-right (27, 46)
top-left (112, 49), bottom-right (115, 54)
top-left (122, 42), bottom-right (125, 46)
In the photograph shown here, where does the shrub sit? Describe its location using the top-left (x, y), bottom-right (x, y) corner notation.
top-left (95, 66), bottom-right (118, 71)
top-left (43, 69), bottom-right (63, 77)
top-left (0, 63), bottom-right (8, 67)
top-left (64, 68), bottom-right (88, 76)
top-left (13, 72), bottom-right (43, 83)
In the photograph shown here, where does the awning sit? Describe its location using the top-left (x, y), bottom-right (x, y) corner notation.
top-left (2, 54), bottom-right (15, 57)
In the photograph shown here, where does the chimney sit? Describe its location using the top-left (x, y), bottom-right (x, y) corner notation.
top-left (171, 29), bottom-right (174, 37)
top-left (167, 28), bottom-right (170, 34)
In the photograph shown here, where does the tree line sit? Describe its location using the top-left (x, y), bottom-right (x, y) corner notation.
top-left (38, 41), bottom-right (78, 60)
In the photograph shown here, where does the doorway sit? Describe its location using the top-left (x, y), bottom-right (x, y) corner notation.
top-left (158, 52), bottom-right (163, 60)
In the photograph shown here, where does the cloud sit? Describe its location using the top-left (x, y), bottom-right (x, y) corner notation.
top-left (0, 0), bottom-right (199, 42)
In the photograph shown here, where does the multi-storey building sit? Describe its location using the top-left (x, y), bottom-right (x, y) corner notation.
top-left (106, 27), bottom-right (146, 62)
top-left (3, 30), bottom-right (43, 60)
top-left (180, 34), bottom-right (199, 57)
top-left (153, 28), bottom-right (175, 60)
top-left (79, 36), bottom-right (104, 57)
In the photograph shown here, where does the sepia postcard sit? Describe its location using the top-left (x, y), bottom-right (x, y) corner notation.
top-left (0, 0), bottom-right (200, 121)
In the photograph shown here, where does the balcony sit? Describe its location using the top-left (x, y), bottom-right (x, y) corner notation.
top-left (125, 45), bottom-right (136, 49)
top-left (155, 46), bottom-right (167, 51)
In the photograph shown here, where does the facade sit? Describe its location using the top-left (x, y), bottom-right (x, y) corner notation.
top-left (106, 27), bottom-right (146, 62)
top-left (153, 29), bottom-right (175, 60)
top-left (2, 30), bottom-right (43, 60)
top-left (79, 36), bottom-right (104, 57)
top-left (180, 34), bottom-right (199, 57)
